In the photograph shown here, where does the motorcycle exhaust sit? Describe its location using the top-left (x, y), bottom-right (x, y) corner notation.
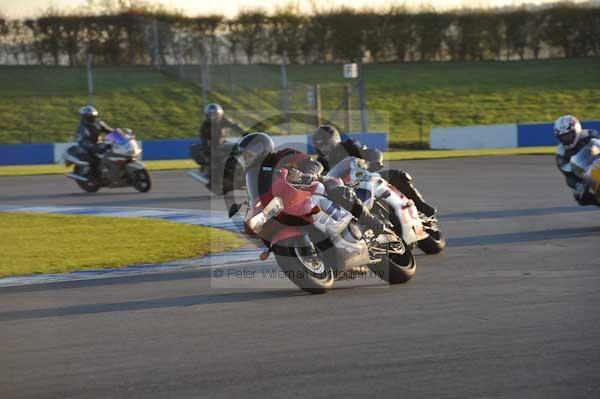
top-left (66, 173), bottom-right (89, 182)
top-left (187, 170), bottom-right (209, 185)
top-left (63, 154), bottom-right (89, 166)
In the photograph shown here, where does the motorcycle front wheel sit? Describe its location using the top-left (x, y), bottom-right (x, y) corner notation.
top-left (132, 169), bottom-right (152, 193)
top-left (417, 230), bottom-right (446, 254)
top-left (370, 239), bottom-right (416, 284)
top-left (273, 238), bottom-right (334, 294)
top-left (417, 218), bottom-right (446, 254)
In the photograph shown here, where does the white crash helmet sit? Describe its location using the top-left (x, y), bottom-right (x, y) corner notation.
top-left (554, 115), bottom-right (582, 149)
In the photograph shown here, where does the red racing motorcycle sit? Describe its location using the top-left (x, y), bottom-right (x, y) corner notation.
top-left (228, 165), bottom-right (416, 294)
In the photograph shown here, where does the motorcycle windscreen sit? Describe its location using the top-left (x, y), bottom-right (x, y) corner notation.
top-left (104, 130), bottom-right (128, 145)
top-left (245, 167), bottom-right (273, 205)
top-left (326, 157), bottom-right (356, 179)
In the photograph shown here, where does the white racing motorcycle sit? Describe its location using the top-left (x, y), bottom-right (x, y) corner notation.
top-left (63, 129), bottom-right (151, 193)
top-left (326, 157), bottom-right (445, 254)
top-left (570, 138), bottom-right (600, 204)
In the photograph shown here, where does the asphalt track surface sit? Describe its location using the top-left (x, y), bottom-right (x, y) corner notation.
top-left (1, 156), bottom-right (600, 399)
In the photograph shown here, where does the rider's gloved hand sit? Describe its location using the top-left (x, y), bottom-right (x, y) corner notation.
top-left (368, 161), bottom-right (383, 172)
top-left (321, 176), bottom-right (344, 189)
top-left (287, 168), bottom-right (303, 183)
top-left (94, 143), bottom-right (109, 153)
top-left (287, 168), bottom-right (319, 185)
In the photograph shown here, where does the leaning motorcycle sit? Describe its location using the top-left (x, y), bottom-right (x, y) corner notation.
top-left (570, 137), bottom-right (600, 205)
top-left (327, 157), bottom-right (445, 254)
top-left (229, 165), bottom-right (416, 294)
top-left (63, 128), bottom-right (151, 193)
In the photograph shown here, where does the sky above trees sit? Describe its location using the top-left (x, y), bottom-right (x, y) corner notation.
top-left (0, 0), bottom-right (587, 18)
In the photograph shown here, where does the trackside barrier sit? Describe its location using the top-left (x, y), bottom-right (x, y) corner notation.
top-left (141, 139), bottom-right (195, 160)
top-left (517, 121), bottom-right (600, 147)
top-left (0, 133), bottom-right (387, 166)
top-left (430, 124), bottom-right (517, 149)
top-left (0, 144), bottom-right (54, 165)
top-left (430, 120), bottom-right (600, 150)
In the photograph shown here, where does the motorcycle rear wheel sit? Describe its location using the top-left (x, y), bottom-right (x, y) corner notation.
top-left (273, 238), bottom-right (334, 294)
top-left (74, 166), bottom-right (101, 193)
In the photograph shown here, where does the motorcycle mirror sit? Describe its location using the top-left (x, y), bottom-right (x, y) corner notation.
top-left (228, 203), bottom-right (242, 218)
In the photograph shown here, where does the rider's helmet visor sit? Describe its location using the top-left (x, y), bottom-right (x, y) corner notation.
top-left (83, 114), bottom-right (97, 124)
top-left (240, 149), bottom-right (260, 169)
top-left (314, 139), bottom-right (334, 154)
top-left (558, 130), bottom-right (576, 145)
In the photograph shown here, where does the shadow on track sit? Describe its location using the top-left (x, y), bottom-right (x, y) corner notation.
top-left (0, 289), bottom-right (306, 322)
top-left (0, 269), bottom-right (219, 294)
top-left (448, 225), bottom-right (600, 247)
top-left (442, 205), bottom-right (600, 222)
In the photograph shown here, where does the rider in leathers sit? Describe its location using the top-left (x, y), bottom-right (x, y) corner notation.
top-left (312, 125), bottom-right (437, 217)
top-left (237, 133), bottom-right (385, 237)
top-left (192, 103), bottom-right (245, 166)
top-left (74, 106), bottom-right (112, 176)
top-left (554, 115), bottom-right (600, 206)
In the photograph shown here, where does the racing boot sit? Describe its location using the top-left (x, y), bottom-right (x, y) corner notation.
top-left (387, 170), bottom-right (437, 217)
top-left (574, 183), bottom-right (600, 206)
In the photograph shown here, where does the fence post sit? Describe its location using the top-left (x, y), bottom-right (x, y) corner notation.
top-left (344, 84), bottom-right (352, 133)
top-left (314, 84), bottom-right (322, 126)
top-left (280, 51), bottom-right (290, 131)
top-left (229, 62), bottom-right (234, 100)
top-left (419, 114), bottom-right (424, 145)
top-left (177, 35), bottom-right (184, 78)
top-left (87, 52), bottom-right (94, 106)
top-left (358, 62), bottom-right (368, 133)
top-left (200, 41), bottom-right (209, 107)
top-left (153, 19), bottom-right (161, 70)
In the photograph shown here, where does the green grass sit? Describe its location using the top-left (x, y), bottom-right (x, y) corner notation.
top-left (1, 58), bottom-right (599, 146)
top-left (285, 59), bottom-right (600, 146)
top-left (0, 148), bottom-right (554, 176)
top-left (0, 212), bottom-right (245, 278)
top-left (0, 66), bottom-right (202, 144)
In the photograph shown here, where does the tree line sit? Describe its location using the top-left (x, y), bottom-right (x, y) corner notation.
top-left (0, 3), bottom-right (599, 66)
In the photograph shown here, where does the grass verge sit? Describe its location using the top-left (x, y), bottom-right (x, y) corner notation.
top-left (0, 159), bottom-right (197, 177)
top-left (0, 212), bottom-right (245, 278)
top-left (0, 148), bottom-right (554, 177)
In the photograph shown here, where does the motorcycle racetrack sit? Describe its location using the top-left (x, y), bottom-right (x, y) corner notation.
top-left (1, 155), bottom-right (599, 398)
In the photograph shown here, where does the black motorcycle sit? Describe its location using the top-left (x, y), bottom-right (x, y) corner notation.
top-left (187, 141), bottom-right (245, 195)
